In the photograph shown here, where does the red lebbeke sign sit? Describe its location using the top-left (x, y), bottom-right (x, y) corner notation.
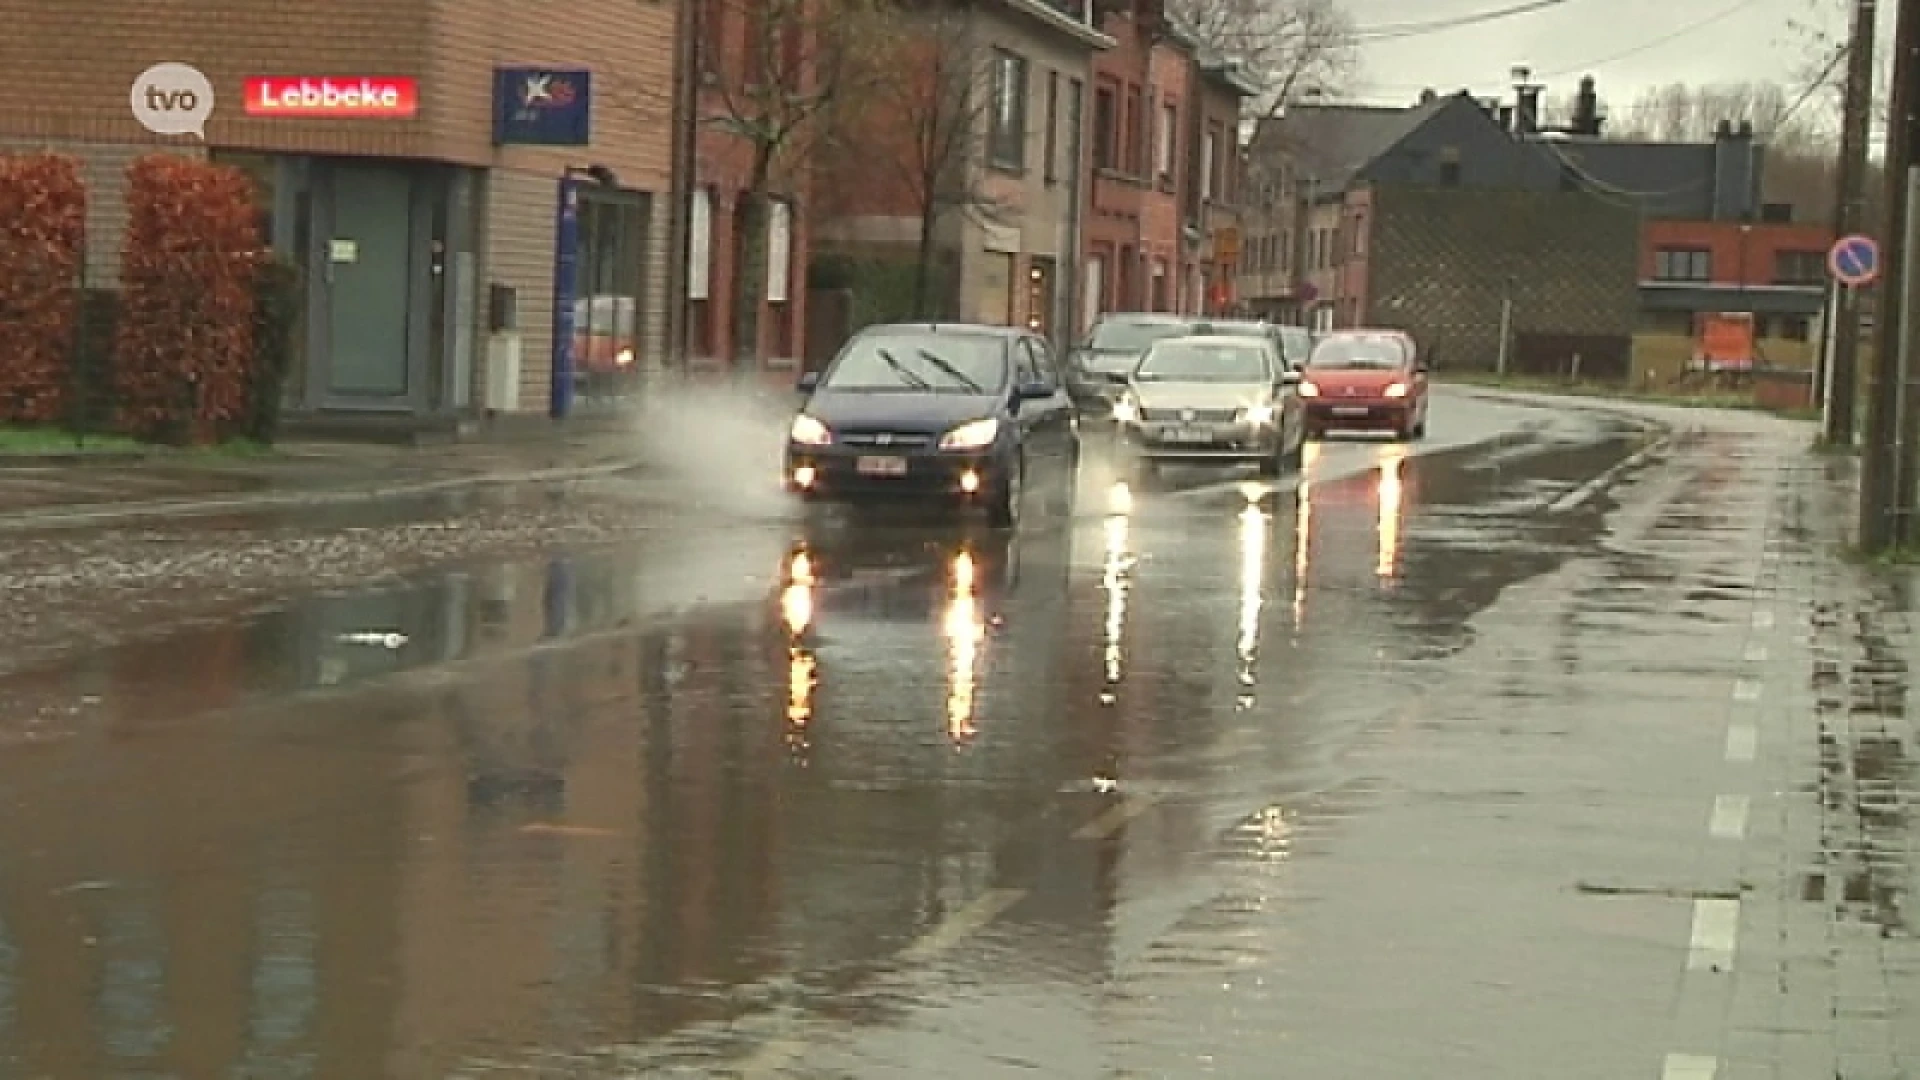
top-left (243, 77), bottom-right (418, 117)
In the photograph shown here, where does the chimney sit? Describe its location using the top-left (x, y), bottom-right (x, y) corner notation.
top-left (1515, 86), bottom-right (1542, 135)
top-left (1419, 88), bottom-right (1437, 105)
top-left (1498, 105), bottom-right (1515, 132)
top-left (1711, 118), bottom-right (1759, 220)
top-left (1571, 76), bottom-right (1600, 137)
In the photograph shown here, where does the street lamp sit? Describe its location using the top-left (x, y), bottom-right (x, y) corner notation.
top-left (552, 164), bottom-right (620, 419)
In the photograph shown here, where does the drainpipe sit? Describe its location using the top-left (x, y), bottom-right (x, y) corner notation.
top-left (1064, 73), bottom-right (1086, 344)
top-left (663, 0), bottom-right (701, 372)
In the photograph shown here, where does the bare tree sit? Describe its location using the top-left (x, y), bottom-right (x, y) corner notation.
top-left (1168, 0), bottom-right (1358, 117)
top-left (1604, 81), bottom-right (1834, 146)
top-left (820, 4), bottom-right (1011, 317)
top-left (1789, 0), bottom-right (1889, 130)
top-left (705, 0), bottom-right (893, 365)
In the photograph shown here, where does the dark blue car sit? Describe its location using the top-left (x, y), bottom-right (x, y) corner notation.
top-left (784, 324), bottom-right (1079, 528)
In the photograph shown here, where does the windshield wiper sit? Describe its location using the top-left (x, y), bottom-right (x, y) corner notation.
top-left (876, 348), bottom-right (934, 390)
top-left (914, 348), bottom-right (984, 393)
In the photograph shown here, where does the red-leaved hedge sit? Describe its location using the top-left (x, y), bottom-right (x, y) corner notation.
top-left (0, 153), bottom-right (86, 425)
top-left (114, 154), bottom-right (261, 444)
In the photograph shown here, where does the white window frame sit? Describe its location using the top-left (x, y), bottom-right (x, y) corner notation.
top-left (766, 200), bottom-right (792, 303)
top-left (688, 187), bottom-right (712, 301)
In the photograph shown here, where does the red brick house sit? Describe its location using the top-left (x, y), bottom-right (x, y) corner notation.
top-left (685, 0), bottom-right (816, 372)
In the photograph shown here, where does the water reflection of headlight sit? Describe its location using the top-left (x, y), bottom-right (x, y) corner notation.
top-left (1292, 442), bottom-right (1318, 629)
top-left (1377, 447), bottom-right (1407, 583)
top-left (1108, 480), bottom-right (1133, 516)
top-left (1237, 501), bottom-right (1268, 699)
top-left (1101, 512), bottom-right (1132, 694)
top-left (945, 550), bottom-right (983, 744)
top-left (782, 549), bottom-right (816, 752)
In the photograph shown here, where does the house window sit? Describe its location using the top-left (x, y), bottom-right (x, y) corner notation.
top-left (1655, 247), bottom-right (1712, 281)
top-left (1156, 101), bottom-right (1178, 183)
top-left (1774, 249), bottom-right (1824, 285)
top-left (989, 50), bottom-right (1028, 170)
top-left (1124, 86), bottom-right (1143, 174)
top-left (1201, 127), bottom-right (1218, 201)
top-left (1065, 78), bottom-right (1083, 182)
top-left (1092, 85), bottom-right (1117, 169)
top-left (1043, 71), bottom-right (1060, 184)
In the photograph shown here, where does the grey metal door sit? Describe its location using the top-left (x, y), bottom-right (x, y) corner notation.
top-left (326, 164), bottom-right (413, 398)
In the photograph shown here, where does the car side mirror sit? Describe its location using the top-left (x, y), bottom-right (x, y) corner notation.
top-left (1015, 380), bottom-right (1053, 401)
top-left (797, 371), bottom-right (820, 393)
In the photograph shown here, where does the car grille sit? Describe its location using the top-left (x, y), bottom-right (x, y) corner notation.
top-left (1139, 407), bottom-right (1239, 424)
top-left (838, 430), bottom-right (937, 450)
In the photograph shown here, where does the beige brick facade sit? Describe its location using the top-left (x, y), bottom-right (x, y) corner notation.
top-left (0, 0), bottom-right (676, 419)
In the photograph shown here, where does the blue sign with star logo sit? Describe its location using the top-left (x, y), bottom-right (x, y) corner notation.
top-left (493, 67), bottom-right (592, 146)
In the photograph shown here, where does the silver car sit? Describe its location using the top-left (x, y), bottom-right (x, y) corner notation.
top-left (1111, 334), bottom-right (1306, 479)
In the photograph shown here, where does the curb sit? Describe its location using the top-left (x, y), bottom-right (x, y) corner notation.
top-left (0, 450), bottom-right (154, 467)
top-left (0, 454), bottom-right (652, 534)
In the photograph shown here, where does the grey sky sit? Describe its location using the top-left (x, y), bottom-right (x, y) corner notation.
top-left (1341, 0), bottom-right (1855, 114)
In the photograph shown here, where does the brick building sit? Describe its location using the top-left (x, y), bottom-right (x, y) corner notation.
top-left (685, 0), bottom-right (818, 372)
top-left (811, 0), bottom-right (1112, 355)
top-left (0, 0), bottom-right (676, 428)
top-left (1083, 0), bottom-right (1196, 325)
top-left (1187, 53), bottom-right (1257, 314)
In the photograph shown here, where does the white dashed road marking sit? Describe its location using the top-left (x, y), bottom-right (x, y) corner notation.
top-left (1750, 609), bottom-right (1774, 630)
top-left (1708, 795), bottom-right (1750, 840)
top-left (1742, 643), bottom-right (1769, 662)
top-left (1687, 898), bottom-right (1740, 972)
top-left (1661, 1052), bottom-right (1719, 1079)
top-left (1073, 796), bottom-right (1161, 841)
top-left (1724, 723), bottom-right (1758, 763)
top-left (897, 888), bottom-right (1026, 964)
top-left (1731, 679), bottom-right (1761, 702)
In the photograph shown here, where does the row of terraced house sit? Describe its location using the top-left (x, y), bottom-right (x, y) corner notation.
top-left (0, 0), bottom-right (1253, 437)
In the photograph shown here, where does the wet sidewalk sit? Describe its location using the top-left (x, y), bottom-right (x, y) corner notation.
top-left (0, 433), bottom-right (653, 529)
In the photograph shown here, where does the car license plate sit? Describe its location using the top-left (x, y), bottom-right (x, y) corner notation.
top-left (856, 455), bottom-right (908, 477)
top-left (1164, 427), bottom-right (1213, 444)
top-left (1332, 406), bottom-right (1369, 417)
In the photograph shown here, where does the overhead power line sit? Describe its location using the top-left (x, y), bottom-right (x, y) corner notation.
top-left (1351, 0), bottom-right (1580, 43)
top-left (1535, 0), bottom-right (1764, 78)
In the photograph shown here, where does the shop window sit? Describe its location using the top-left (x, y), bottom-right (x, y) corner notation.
top-left (574, 189), bottom-right (649, 401)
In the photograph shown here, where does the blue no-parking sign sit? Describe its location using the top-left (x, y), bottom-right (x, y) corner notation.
top-left (1829, 234), bottom-right (1880, 287)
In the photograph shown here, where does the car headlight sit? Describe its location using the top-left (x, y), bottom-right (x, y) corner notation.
top-left (1111, 394), bottom-right (1139, 423)
top-left (940, 417), bottom-right (999, 450)
top-left (1240, 402), bottom-right (1275, 425)
top-left (1298, 382), bottom-right (1320, 397)
top-left (790, 414), bottom-right (831, 445)
top-left (1384, 382), bottom-right (1408, 398)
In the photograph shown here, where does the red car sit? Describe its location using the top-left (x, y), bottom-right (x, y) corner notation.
top-left (1298, 330), bottom-right (1430, 441)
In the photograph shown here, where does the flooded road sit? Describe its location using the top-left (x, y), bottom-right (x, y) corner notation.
top-left (0, 392), bottom-right (1902, 1079)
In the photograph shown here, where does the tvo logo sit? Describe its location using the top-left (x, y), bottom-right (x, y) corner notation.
top-left (131, 62), bottom-right (214, 138)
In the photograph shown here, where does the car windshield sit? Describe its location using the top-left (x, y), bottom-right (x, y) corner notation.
top-left (1135, 340), bottom-right (1271, 383)
top-left (818, 334), bottom-right (1008, 394)
top-left (1085, 320), bottom-right (1192, 354)
top-left (1307, 336), bottom-right (1407, 370)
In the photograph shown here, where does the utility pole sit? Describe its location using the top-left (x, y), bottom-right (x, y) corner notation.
top-left (1895, 0), bottom-right (1920, 546)
top-left (1862, 0), bottom-right (1916, 552)
top-left (1826, 0), bottom-right (1877, 444)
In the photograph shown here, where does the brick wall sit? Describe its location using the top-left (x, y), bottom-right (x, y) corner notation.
top-left (1366, 184), bottom-right (1640, 371)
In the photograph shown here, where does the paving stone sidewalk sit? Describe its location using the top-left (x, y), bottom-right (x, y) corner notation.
top-left (1709, 447), bottom-right (1920, 1079)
